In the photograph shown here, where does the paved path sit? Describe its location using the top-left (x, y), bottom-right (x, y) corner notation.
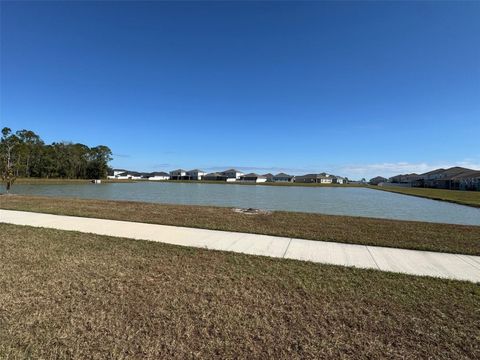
top-left (1, 209), bottom-right (480, 283)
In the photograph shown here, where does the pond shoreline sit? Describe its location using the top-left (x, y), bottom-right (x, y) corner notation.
top-left (1, 195), bottom-right (479, 255)
top-left (6, 182), bottom-right (480, 226)
top-left (11, 178), bottom-right (480, 208)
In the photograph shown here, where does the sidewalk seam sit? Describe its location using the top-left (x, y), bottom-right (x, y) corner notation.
top-left (366, 246), bottom-right (381, 270)
top-left (282, 238), bottom-right (293, 258)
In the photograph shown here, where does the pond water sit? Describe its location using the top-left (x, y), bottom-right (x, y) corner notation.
top-left (9, 182), bottom-right (480, 226)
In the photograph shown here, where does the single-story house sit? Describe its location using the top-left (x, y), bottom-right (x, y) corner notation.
top-left (369, 176), bottom-right (388, 185)
top-left (262, 173), bottom-right (274, 182)
top-left (294, 174), bottom-right (318, 183)
top-left (186, 169), bottom-right (207, 180)
top-left (273, 173), bottom-right (294, 182)
top-left (239, 173), bottom-right (267, 183)
top-left (294, 173), bottom-right (332, 183)
top-left (170, 169), bottom-right (187, 180)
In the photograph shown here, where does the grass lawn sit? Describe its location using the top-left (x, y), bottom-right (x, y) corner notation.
top-left (0, 224), bottom-right (478, 359)
top-left (1, 195), bottom-right (480, 255)
top-left (372, 186), bottom-right (480, 208)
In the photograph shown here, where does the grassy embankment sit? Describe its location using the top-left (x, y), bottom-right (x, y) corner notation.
top-left (2, 195), bottom-right (480, 255)
top-left (14, 178), bottom-right (137, 185)
top-left (1, 223), bottom-right (479, 359)
top-left (372, 185), bottom-right (480, 208)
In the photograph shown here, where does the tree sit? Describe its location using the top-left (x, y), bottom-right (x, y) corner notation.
top-left (0, 127), bottom-right (20, 193)
top-left (1, 127), bottom-right (113, 182)
top-left (16, 129), bottom-right (43, 177)
top-left (86, 145), bottom-right (113, 179)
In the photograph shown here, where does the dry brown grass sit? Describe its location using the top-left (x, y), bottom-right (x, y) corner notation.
top-left (1, 195), bottom-right (480, 255)
top-left (373, 186), bottom-right (480, 208)
top-left (1, 223), bottom-right (479, 359)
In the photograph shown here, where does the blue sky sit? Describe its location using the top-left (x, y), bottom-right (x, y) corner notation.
top-left (1, 1), bottom-right (479, 179)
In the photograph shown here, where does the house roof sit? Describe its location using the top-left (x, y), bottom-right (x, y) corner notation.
top-left (421, 167), bottom-right (474, 180)
top-left (451, 170), bottom-right (480, 179)
top-left (205, 172), bottom-right (224, 177)
top-left (297, 173), bottom-right (318, 178)
top-left (222, 169), bottom-right (241, 173)
top-left (274, 173), bottom-right (293, 177)
top-left (442, 167), bottom-right (472, 176)
top-left (370, 176), bottom-right (388, 181)
top-left (149, 172), bottom-right (169, 177)
top-left (170, 169), bottom-right (186, 173)
top-left (420, 168), bottom-right (446, 176)
top-left (187, 169), bottom-right (206, 173)
top-left (242, 173), bottom-right (266, 178)
top-left (262, 173), bottom-right (274, 178)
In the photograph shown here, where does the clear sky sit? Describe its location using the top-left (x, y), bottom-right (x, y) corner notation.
top-left (1, 1), bottom-right (479, 179)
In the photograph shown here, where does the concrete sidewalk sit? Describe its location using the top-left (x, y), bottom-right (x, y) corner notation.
top-left (1, 209), bottom-right (479, 283)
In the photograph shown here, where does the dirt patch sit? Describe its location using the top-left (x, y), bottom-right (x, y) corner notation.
top-left (232, 207), bottom-right (272, 215)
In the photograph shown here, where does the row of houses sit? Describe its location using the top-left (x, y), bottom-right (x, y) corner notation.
top-left (370, 167), bottom-right (480, 191)
top-left (109, 169), bottom-right (347, 184)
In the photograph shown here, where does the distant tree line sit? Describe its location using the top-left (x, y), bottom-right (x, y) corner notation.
top-left (1, 127), bottom-right (112, 192)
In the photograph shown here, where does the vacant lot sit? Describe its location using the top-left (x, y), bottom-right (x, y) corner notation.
top-left (0, 224), bottom-right (478, 359)
top-left (1, 195), bottom-right (480, 255)
top-left (373, 186), bottom-right (480, 208)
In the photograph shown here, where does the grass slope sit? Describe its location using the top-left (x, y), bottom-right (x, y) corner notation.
top-left (373, 186), bottom-right (480, 208)
top-left (1, 195), bottom-right (480, 255)
top-left (1, 224), bottom-right (479, 359)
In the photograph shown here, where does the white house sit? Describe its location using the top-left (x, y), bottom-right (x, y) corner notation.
top-left (222, 169), bottom-right (244, 180)
top-left (239, 173), bottom-right (268, 183)
top-left (170, 169), bottom-right (187, 180)
top-left (148, 172), bottom-right (170, 181)
top-left (108, 169), bottom-right (142, 180)
top-left (186, 169), bottom-right (207, 180)
top-left (333, 176), bottom-right (346, 184)
top-left (108, 169), bottom-right (126, 179)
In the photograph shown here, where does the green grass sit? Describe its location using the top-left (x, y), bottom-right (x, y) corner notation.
top-left (1, 223), bottom-right (478, 359)
top-left (2, 195), bottom-right (480, 255)
top-left (372, 185), bottom-right (480, 208)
